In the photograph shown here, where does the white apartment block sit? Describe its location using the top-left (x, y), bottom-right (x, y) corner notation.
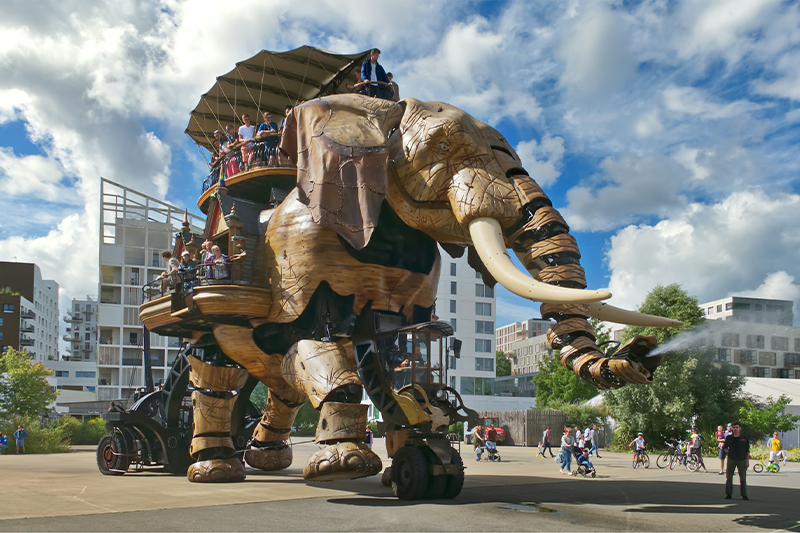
top-left (46, 359), bottom-right (98, 393)
top-left (496, 318), bottom-right (553, 355)
top-left (706, 320), bottom-right (800, 379)
top-left (700, 296), bottom-right (793, 326)
top-left (506, 333), bottom-right (553, 375)
top-left (97, 179), bottom-right (203, 401)
top-left (63, 297), bottom-right (98, 361)
top-left (436, 252), bottom-right (497, 397)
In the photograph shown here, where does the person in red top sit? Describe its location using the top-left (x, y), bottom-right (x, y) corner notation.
top-left (485, 423), bottom-right (498, 443)
top-left (715, 425), bottom-right (727, 475)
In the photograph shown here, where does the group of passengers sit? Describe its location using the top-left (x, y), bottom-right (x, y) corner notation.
top-left (209, 105), bottom-right (293, 172)
top-left (155, 243), bottom-right (230, 295)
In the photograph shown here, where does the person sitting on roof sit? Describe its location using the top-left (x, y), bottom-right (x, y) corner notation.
top-left (257, 112), bottom-right (280, 166)
top-left (238, 114), bottom-right (256, 170)
top-left (360, 48), bottom-right (391, 100)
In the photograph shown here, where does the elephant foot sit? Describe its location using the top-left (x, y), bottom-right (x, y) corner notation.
top-left (245, 443), bottom-right (293, 471)
top-left (187, 457), bottom-right (246, 483)
top-left (303, 441), bottom-right (382, 482)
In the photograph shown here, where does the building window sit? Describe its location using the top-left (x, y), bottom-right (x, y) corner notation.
top-left (129, 332), bottom-right (139, 346)
top-left (731, 302), bottom-right (750, 310)
top-left (449, 355), bottom-right (457, 370)
top-left (475, 284), bottom-right (494, 298)
top-left (707, 307), bottom-right (713, 314)
top-left (55, 370), bottom-right (69, 378)
top-left (75, 371), bottom-right (96, 378)
top-left (796, 338), bottom-right (800, 352)
top-left (766, 303), bottom-right (784, 312)
top-left (86, 386), bottom-right (96, 392)
top-left (460, 376), bottom-right (494, 395)
top-left (475, 356), bottom-right (494, 370)
top-left (475, 339), bottom-right (492, 353)
top-left (0, 332), bottom-right (3, 341)
top-left (475, 302), bottom-right (492, 316)
top-left (755, 303), bottom-right (762, 311)
top-left (720, 333), bottom-right (739, 347)
top-left (771, 336), bottom-right (789, 351)
top-left (3, 304), bottom-right (13, 313)
top-left (450, 318), bottom-right (456, 332)
top-left (716, 305), bottom-right (722, 312)
top-left (0, 318), bottom-right (3, 326)
top-left (746, 335), bottom-right (765, 349)
top-left (758, 352), bottom-right (776, 366)
top-left (449, 300), bottom-right (456, 313)
top-left (716, 348), bottom-right (730, 362)
top-left (450, 281), bottom-right (457, 295)
top-left (751, 367), bottom-right (769, 378)
top-left (475, 320), bottom-right (494, 335)
top-left (450, 263), bottom-right (456, 276)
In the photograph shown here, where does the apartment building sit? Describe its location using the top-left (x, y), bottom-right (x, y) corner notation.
top-left (700, 296), bottom-right (793, 326)
top-left (496, 318), bottom-right (553, 355)
top-left (436, 252), bottom-right (497, 397)
top-left (63, 297), bottom-right (98, 361)
top-left (506, 333), bottom-right (553, 375)
top-left (0, 261), bottom-right (59, 361)
top-left (97, 179), bottom-right (203, 401)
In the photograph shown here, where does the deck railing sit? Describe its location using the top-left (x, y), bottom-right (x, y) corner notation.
top-left (142, 261), bottom-right (243, 303)
top-left (202, 136), bottom-right (294, 193)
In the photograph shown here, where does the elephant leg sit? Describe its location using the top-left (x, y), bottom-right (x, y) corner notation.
top-left (281, 339), bottom-right (382, 481)
top-left (245, 387), bottom-right (304, 471)
top-left (186, 354), bottom-right (249, 483)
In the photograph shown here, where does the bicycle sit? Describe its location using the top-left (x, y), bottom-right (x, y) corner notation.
top-left (686, 449), bottom-right (705, 472)
top-left (753, 459), bottom-right (780, 473)
top-left (632, 450), bottom-right (650, 469)
top-left (657, 440), bottom-right (677, 469)
top-left (669, 439), bottom-right (688, 470)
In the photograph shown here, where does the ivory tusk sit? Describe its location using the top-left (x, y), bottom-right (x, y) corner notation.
top-left (586, 302), bottom-right (683, 327)
top-left (468, 217), bottom-right (612, 304)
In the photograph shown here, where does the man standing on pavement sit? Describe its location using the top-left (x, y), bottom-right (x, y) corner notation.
top-left (589, 424), bottom-right (602, 458)
top-left (14, 425), bottom-right (28, 454)
top-left (541, 426), bottom-right (555, 457)
top-left (723, 421), bottom-right (750, 500)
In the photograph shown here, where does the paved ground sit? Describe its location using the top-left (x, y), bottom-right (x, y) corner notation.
top-left (0, 443), bottom-right (798, 532)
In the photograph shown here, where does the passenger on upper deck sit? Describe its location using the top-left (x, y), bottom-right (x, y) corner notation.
top-left (257, 112), bottom-right (280, 167)
top-left (279, 106), bottom-right (292, 134)
top-left (387, 72), bottom-right (399, 102)
top-left (360, 48), bottom-right (391, 100)
top-left (225, 125), bottom-right (237, 146)
top-left (179, 250), bottom-right (197, 293)
top-left (278, 105), bottom-right (293, 166)
top-left (209, 245), bottom-right (230, 280)
top-left (238, 114), bottom-right (256, 170)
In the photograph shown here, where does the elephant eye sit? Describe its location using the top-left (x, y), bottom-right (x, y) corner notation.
top-left (438, 142), bottom-right (450, 152)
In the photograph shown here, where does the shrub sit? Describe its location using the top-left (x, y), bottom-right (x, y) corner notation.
top-left (56, 417), bottom-right (106, 445)
top-left (0, 416), bottom-right (70, 454)
top-left (749, 443), bottom-right (800, 463)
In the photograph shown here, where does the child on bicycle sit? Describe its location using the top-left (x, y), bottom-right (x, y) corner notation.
top-left (688, 428), bottom-right (707, 472)
top-left (629, 432), bottom-right (646, 461)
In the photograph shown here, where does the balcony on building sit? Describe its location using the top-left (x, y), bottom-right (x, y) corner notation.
top-left (64, 311), bottom-right (83, 323)
top-left (20, 310), bottom-right (36, 320)
top-left (20, 324), bottom-right (35, 333)
top-left (19, 336), bottom-right (34, 347)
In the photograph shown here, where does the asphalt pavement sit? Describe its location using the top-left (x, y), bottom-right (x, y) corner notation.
top-left (0, 442), bottom-right (798, 532)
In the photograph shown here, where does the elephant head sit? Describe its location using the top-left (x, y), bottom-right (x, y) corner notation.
top-left (280, 94), bottom-right (679, 389)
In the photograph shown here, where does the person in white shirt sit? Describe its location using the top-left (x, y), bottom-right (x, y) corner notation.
top-left (629, 432), bottom-right (646, 462)
top-left (238, 114), bottom-right (256, 170)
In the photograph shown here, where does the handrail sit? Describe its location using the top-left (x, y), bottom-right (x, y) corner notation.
top-left (142, 261), bottom-right (242, 303)
top-left (203, 137), bottom-right (295, 193)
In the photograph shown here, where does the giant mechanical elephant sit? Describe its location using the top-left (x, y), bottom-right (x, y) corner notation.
top-left (186, 94), bottom-right (679, 483)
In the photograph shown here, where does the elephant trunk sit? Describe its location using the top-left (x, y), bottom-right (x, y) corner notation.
top-left (492, 175), bottom-right (665, 388)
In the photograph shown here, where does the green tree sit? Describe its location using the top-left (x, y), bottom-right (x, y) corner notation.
top-left (249, 382), bottom-right (269, 411)
top-left (0, 348), bottom-right (59, 417)
top-left (496, 350), bottom-right (511, 377)
top-left (532, 355), bottom-right (599, 408)
top-left (739, 395), bottom-right (800, 442)
top-left (604, 284), bottom-right (744, 447)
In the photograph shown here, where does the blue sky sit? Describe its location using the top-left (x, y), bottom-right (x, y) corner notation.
top-left (1, 0), bottom-right (800, 333)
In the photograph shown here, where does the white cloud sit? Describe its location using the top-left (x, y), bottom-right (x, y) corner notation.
top-left (605, 190), bottom-right (800, 323)
top-left (663, 85), bottom-right (763, 120)
top-left (515, 134), bottom-right (565, 186)
top-left (737, 272), bottom-right (800, 319)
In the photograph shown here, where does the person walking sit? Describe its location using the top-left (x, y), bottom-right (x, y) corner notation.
top-left (364, 426), bottom-right (374, 449)
top-left (723, 421), bottom-right (750, 500)
top-left (472, 425), bottom-right (485, 462)
top-left (541, 426), bottom-right (555, 457)
top-left (560, 426), bottom-right (575, 475)
top-left (716, 425), bottom-right (727, 475)
top-left (0, 432), bottom-right (7, 454)
top-left (14, 425), bottom-right (28, 454)
top-left (590, 424), bottom-right (602, 458)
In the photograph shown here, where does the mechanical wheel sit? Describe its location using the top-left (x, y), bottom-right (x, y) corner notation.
top-left (656, 452), bottom-right (671, 469)
top-left (391, 446), bottom-right (429, 500)
top-left (97, 431), bottom-right (131, 475)
top-left (771, 464), bottom-right (780, 473)
top-left (420, 448), bottom-right (447, 500)
top-left (686, 456), bottom-right (699, 472)
top-left (642, 453), bottom-right (650, 469)
top-left (591, 471), bottom-right (596, 478)
top-left (439, 448), bottom-right (465, 500)
top-left (632, 455), bottom-right (639, 469)
top-left (753, 463), bottom-right (763, 473)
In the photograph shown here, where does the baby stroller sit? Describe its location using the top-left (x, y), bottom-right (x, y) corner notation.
top-left (486, 441), bottom-right (501, 462)
top-left (573, 448), bottom-right (596, 478)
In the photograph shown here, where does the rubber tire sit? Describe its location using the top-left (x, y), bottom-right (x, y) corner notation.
top-left (591, 471), bottom-right (596, 478)
top-left (632, 455), bottom-right (639, 469)
top-left (97, 432), bottom-right (131, 475)
top-left (753, 463), bottom-right (763, 473)
top-left (669, 455), bottom-right (678, 470)
top-left (773, 464), bottom-right (780, 473)
top-left (392, 446), bottom-right (429, 501)
top-left (657, 453), bottom-right (671, 469)
top-left (381, 467), bottom-right (393, 487)
top-left (642, 454), bottom-right (650, 469)
top-left (440, 448), bottom-right (465, 500)
top-left (420, 448), bottom-right (447, 500)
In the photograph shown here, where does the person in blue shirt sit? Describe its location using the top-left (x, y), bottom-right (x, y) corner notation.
top-left (14, 425), bottom-right (28, 454)
top-left (256, 111), bottom-right (280, 166)
top-left (360, 48), bottom-right (391, 100)
top-left (0, 432), bottom-right (8, 454)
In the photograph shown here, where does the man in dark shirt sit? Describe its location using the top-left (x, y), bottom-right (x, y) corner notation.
top-left (723, 421), bottom-right (750, 500)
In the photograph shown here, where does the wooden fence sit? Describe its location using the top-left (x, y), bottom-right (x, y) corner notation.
top-left (478, 410), bottom-right (613, 447)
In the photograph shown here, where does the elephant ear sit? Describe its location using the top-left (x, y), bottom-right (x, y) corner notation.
top-left (279, 94), bottom-right (405, 250)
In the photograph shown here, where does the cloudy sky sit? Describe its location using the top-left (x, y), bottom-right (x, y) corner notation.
top-left (1, 0), bottom-right (799, 341)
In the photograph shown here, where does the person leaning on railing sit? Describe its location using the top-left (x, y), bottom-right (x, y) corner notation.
top-left (178, 250), bottom-right (197, 292)
top-left (256, 112), bottom-right (280, 167)
top-left (360, 48), bottom-right (392, 100)
top-left (156, 250), bottom-right (180, 293)
top-left (208, 245), bottom-right (231, 280)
